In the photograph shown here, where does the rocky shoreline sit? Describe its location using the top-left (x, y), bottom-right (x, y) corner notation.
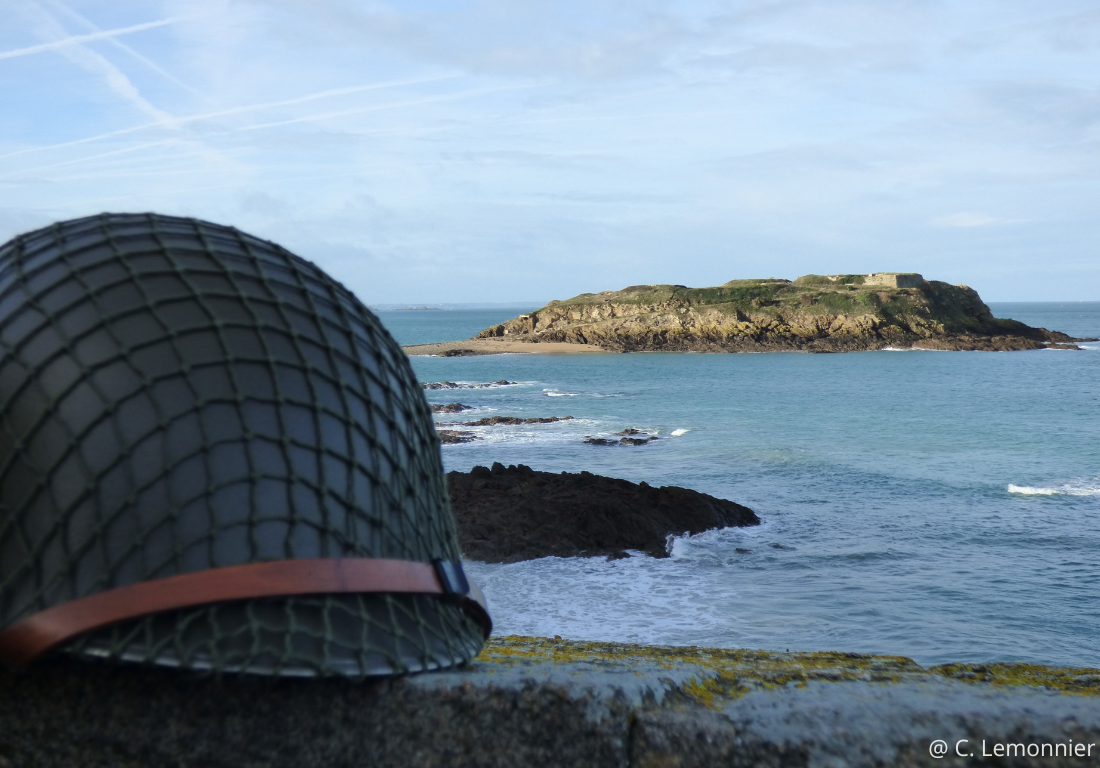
top-left (447, 463), bottom-right (759, 563)
top-left (467, 274), bottom-right (1095, 353)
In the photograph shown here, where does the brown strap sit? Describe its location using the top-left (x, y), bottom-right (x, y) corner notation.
top-left (0, 558), bottom-right (491, 666)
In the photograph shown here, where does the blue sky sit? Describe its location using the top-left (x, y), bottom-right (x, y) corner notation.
top-left (2, 0), bottom-right (1098, 303)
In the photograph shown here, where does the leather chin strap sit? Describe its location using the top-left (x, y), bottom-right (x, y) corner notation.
top-left (0, 558), bottom-right (492, 667)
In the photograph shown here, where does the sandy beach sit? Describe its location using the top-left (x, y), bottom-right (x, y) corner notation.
top-left (402, 338), bottom-right (606, 356)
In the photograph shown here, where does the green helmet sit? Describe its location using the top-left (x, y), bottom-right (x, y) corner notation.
top-left (0, 213), bottom-right (489, 677)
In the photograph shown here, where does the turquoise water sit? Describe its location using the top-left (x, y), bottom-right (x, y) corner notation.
top-left (377, 304), bottom-right (1100, 667)
top-left (374, 307), bottom-right (541, 347)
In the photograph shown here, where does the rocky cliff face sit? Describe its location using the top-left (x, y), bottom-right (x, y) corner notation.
top-left (476, 276), bottom-right (1083, 352)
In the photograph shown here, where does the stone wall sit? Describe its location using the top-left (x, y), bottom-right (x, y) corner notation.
top-left (865, 272), bottom-right (924, 288)
top-left (3, 635), bottom-right (1099, 767)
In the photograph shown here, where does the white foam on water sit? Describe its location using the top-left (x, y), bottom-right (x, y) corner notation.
top-left (671, 428), bottom-right (690, 436)
top-left (881, 346), bottom-right (947, 352)
top-left (1008, 480), bottom-right (1100, 497)
top-left (464, 553), bottom-right (748, 646)
top-left (438, 417), bottom-right (602, 446)
top-left (424, 379), bottom-right (534, 389)
top-left (1007, 484), bottom-right (1057, 496)
top-left (544, 388), bottom-right (579, 397)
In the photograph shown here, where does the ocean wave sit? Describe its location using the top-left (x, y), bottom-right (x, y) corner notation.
top-left (671, 428), bottom-right (690, 436)
top-left (457, 430), bottom-right (596, 446)
top-left (1008, 481), bottom-right (1100, 497)
top-left (436, 417), bottom-right (600, 446)
top-left (543, 388), bottom-right (579, 397)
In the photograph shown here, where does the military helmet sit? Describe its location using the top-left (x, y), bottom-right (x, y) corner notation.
top-left (0, 213), bottom-right (489, 676)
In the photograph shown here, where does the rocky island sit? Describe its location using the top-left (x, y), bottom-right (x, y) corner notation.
top-left (405, 273), bottom-right (1094, 354)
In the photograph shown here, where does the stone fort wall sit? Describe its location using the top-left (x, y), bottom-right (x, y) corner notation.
top-left (864, 272), bottom-right (924, 288)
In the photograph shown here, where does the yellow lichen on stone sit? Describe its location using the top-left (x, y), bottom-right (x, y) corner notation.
top-left (931, 662), bottom-right (1100, 696)
top-left (679, 675), bottom-right (726, 709)
top-left (478, 637), bottom-right (1100, 701)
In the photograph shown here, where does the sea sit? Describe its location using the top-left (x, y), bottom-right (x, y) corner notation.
top-left (376, 303), bottom-right (1100, 668)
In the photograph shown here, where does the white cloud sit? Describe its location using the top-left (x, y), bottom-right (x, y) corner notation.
top-left (1, 0), bottom-right (1099, 301)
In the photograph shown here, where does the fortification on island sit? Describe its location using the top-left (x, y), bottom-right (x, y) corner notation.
top-left (861, 272), bottom-right (924, 288)
top-left (823, 272), bottom-right (924, 288)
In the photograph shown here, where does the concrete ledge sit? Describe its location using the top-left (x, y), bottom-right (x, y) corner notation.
top-left (3, 636), bottom-right (1099, 767)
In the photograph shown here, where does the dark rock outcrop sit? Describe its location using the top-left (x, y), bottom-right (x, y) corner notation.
top-left (473, 277), bottom-right (1095, 353)
top-left (585, 435), bottom-right (657, 446)
top-left (431, 403), bottom-right (473, 413)
top-left (447, 463), bottom-right (759, 563)
top-left (438, 430), bottom-right (478, 444)
top-left (459, 416), bottom-right (573, 426)
top-left (422, 380), bottom-right (517, 390)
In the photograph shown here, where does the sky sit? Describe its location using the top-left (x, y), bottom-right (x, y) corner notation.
top-left (1, 1), bottom-right (1099, 304)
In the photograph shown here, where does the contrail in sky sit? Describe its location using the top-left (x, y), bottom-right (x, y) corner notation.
top-left (0, 17), bottom-right (184, 61)
top-left (55, 171), bottom-right (376, 208)
top-left (0, 141), bottom-right (174, 181)
top-left (239, 85), bottom-right (538, 131)
top-left (37, 0), bottom-right (206, 100)
top-left (2, 85), bottom-right (511, 180)
top-left (0, 74), bottom-right (463, 162)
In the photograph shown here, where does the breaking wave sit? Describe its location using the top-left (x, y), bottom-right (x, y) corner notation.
top-left (1008, 481), bottom-right (1100, 497)
top-left (881, 346), bottom-right (948, 352)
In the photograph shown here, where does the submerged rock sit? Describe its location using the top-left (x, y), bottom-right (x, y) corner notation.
top-left (447, 463), bottom-right (759, 563)
top-left (584, 434), bottom-right (657, 446)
